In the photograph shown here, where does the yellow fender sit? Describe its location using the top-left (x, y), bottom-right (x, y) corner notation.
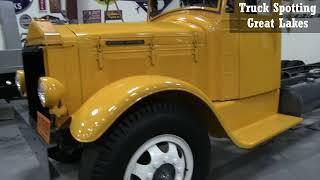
top-left (70, 75), bottom-right (215, 143)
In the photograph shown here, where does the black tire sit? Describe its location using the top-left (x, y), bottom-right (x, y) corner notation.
top-left (79, 102), bottom-right (210, 180)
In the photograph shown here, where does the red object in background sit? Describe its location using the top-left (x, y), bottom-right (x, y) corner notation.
top-left (39, 0), bottom-right (47, 11)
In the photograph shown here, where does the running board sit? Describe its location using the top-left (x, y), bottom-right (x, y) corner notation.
top-left (212, 90), bottom-right (303, 149)
top-left (231, 114), bottom-right (302, 148)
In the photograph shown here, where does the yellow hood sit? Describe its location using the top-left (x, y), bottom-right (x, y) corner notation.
top-left (26, 20), bottom-right (197, 46)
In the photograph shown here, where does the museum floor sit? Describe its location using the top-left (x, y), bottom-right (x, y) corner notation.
top-left (1, 99), bottom-right (320, 180)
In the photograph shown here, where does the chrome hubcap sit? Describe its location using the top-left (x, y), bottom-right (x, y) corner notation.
top-left (123, 134), bottom-right (194, 180)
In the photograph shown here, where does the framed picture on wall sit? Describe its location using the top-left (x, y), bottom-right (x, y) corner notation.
top-left (105, 10), bottom-right (123, 21)
top-left (83, 10), bottom-right (102, 24)
top-left (49, 0), bottom-right (61, 13)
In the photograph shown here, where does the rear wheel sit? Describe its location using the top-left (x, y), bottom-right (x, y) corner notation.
top-left (79, 102), bottom-right (210, 180)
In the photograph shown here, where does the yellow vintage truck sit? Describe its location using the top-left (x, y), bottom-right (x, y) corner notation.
top-left (15, 0), bottom-right (320, 179)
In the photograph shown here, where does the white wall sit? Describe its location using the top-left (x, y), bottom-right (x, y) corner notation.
top-left (282, 33), bottom-right (320, 64)
top-left (77, 0), bottom-right (147, 23)
top-left (281, 0), bottom-right (320, 64)
top-left (16, 0), bottom-right (66, 35)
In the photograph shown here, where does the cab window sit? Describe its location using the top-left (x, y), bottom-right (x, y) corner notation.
top-left (150, 0), bottom-right (219, 17)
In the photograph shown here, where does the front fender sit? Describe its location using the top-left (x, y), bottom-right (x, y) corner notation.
top-left (70, 75), bottom-right (215, 142)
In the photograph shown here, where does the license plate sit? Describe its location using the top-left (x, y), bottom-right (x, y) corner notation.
top-left (36, 112), bottom-right (51, 144)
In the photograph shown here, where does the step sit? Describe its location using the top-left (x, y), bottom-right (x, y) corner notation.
top-left (232, 114), bottom-right (302, 148)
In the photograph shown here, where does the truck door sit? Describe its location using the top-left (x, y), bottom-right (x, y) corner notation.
top-left (238, 0), bottom-right (281, 98)
top-left (213, 0), bottom-right (240, 100)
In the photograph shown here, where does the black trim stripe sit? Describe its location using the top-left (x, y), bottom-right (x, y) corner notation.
top-left (106, 40), bottom-right (145, 46)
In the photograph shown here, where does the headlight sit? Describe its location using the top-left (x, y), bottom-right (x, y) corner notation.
top-left (15, 70), bottom-right (26, 95)
top-left (38, 83), bottom-right (46, 106)
top-left (38, 77), bottom-right (65, 108)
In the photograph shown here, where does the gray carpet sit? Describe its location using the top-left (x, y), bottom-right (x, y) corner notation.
top-left (0, 120), bottom-right (48, 180)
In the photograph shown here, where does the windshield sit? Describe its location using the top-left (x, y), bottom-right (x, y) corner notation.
top-left (149, 0), bottom-right (220, 18)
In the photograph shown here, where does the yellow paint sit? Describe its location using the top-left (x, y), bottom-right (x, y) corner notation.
top-left (27, 20), bottom-right (62, 46)
top-left (43, 45), bottom-right (83, 114)
top-left (49, 105), bottom-right (68, 118)
top-left (15, 70), bottom-right (26, 96)
top-left (212, 90), bottom-right (302, 148)
top-left (38, 77), bottom-right (65, 108)
top-left (70, 75), bottom-right (215, 142)
top-left (24, 0), bottom-right (302, 148)
top-left (239, 33), bottom-right (281, 98)
top-left (38, 77), bottom-right (68, 117)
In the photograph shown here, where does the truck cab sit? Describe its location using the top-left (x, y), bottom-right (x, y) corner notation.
top-left (16, 0), bottom-right (320, 179)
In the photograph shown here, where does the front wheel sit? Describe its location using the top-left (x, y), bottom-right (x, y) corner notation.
top-left (79, 102), bottom-right (210, 180)
top-left (124, 134), bottom-right (194, 180)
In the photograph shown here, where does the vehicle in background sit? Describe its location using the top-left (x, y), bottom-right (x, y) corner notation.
top-left (0, 1), bottom-right (22, 100)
